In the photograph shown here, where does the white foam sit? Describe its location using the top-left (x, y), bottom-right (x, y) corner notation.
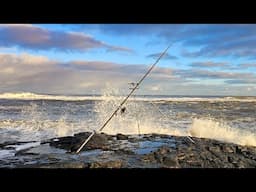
top-left (1, 92), bottom-right (256, 102)
top-left (1, 90), bottom-right (256, 148)
top-left (12, 142), bottom-right (41, 151)
top-left (189, 118), bottom-right (256, 147)
top-left (0, 150), bottom-right (15, 159)
top-left (0, 92), bottom-right (100, 101)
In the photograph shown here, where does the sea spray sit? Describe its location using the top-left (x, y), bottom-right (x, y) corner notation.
top-left (1, 92), bottom-right (256, 102)
top-left (0, 102), bottom-right (77, 141)
top-left (0, 90), bottom-right (255, 147)
top-left (189, 118), bottom-right (256, 146)
top-left (93, 86), bottom-right (159, 135)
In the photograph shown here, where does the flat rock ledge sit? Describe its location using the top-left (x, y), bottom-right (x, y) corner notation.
top-left (1, 132), bottom-right (255, 168)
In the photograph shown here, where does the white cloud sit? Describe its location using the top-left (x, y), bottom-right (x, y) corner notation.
top-left (1, 52), bottom-right (256, 96)
top-left (0, 52), bottom-right (174, 94)
top-left (0, 24), bottom-right (133, 53)
top-left (150, 86), bottom-right (161, 91)
top-left (1, 67), bottom-right (15, 74)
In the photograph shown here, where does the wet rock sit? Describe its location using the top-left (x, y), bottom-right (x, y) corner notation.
top-left (153, 152), bottom-right (163, 163)
top-left (38, 162), bottom-right (89, 168)
top-left (89, 160), bottom-right (124, 168)
top-left (177, 153), bottom-right (186, 161)
top-left (49, 132), bottom-right (109, 152)
top-left (128, 137), bottom-right (138, 142)
top-left (114, 148), bottom-right (135, 155)
top-left (1, 132), bottom-right (256, 168)
top-left (15, 150), bottom-right (38, 156)
top-left (208, 146), bottom-right (221, 153)
top-left (74, 132), bottom-right (92, 138)
top-left (235, 146), bottom-right (248, 154)
top-left (163, 154), bottom-right (179, 168)
top-left (86, 133), bottom-right (109, 150)
top-left (150, 146), bottom-right (171, 163)
top-left (141, 154), bottom-right (156, 163)
top-left (221, 145), bottom-right (235, 153)
top-left (186, 160), bottom-right (202, 167)
top-left (156, 146), bottom-right (170, 155)
top-left (116, 134), bottom-right (128, 140)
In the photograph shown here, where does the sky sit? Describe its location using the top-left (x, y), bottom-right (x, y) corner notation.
top-left (0, 24), bottom-right (256, 96)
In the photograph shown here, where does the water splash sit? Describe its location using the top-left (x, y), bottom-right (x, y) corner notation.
top-left (1, 92), bottom-right (256, 102)
top-left (0, 89), bottom-right (255, 147)
top-left (0, 102), bottom-right (76, 141)
top-left (189, 118), bottom-right (256, 146)
top-left (93, 86), bottom-right (162, 135)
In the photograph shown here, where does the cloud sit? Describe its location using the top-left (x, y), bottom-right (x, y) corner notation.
top-left (190, 61), bottom-right (229, 68)
top-left (150, 86), bottom-right (161, 91)
top-left (146, 52), bottom-right (178, 60)
top-left (1, 52), bottom-right (256, 95)
top-left (65, 60), bottom-right (173, 81)
top-left (85, 24), bottom-right (256, 59)
top-left (0, 53), bottom-right (54, 65)
top-left (0, 24), bottom-right (132, 53)
top-left (173, 69), bottom-right (256, 81)
top-left (224, 79), bottom-right (256, 84)
top-left (87, 24), bottom-right (174, 36)
top-left (0, 52), bottom-right (173, 94)
top-left (176, 25), bottom-right (256, 58)
top-left (238, 63), bottom-right (256, 68)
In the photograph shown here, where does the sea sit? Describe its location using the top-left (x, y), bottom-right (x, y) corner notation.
top-left (0, 91), bottom-right (256, 150)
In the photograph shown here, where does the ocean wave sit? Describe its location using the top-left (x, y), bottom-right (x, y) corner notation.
top-left (1, 92), bottom-right (256, 102)
top-left (189, 118), bottom-right (256, 147)
top-left (0, 92), bottom-right (100, 101)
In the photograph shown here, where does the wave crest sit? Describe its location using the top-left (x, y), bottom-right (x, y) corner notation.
top-left (189, 118), bottom-right (256, 146)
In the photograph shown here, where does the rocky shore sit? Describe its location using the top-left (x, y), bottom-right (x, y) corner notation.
top-left (0, 132), bottom-right (256, 168)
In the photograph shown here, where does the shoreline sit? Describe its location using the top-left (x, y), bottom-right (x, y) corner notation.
top-left (0, 132), bottom-right (256, 168)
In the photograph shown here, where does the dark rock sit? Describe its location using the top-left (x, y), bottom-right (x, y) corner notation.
top-left (116, 134), bottom-right (128, 140)
top-left (49, 132), bottom-right (109, 152)
top-left (74, 132), bottom-right (92, 138)
top-left (177, 153), bottom-right (186, 161)
top-left (163, 154), bottom-right (179, 168)
top-left (141, 154), bottom-right (156, 163)
top-left (153, 152), bottom-right (163, 163)
top-left (115, 148), bottom-right (135, 155)
top-left (150, 146), bottom-right (171, 163)
top-left (15, 151), bottom-right (38, 156)
top-left (89, 160), bottom-right (124, 168)
top-left (235, 146), bottom-right (248, 154)
top-left (186, 160), bottom-right (202, 167)
top-left (86, 133), bottom-right (109, 149)
top-left (208, 146), bottom-right (221, 153)
top-left (2, 131), bottom-right (256, 168)
top-left (49, 136), bottom-right (81, 151)
top-left (221, 145), bottom-right (235, 153)
top-left (128, 137), bottom-right (139, 142)
top-left (228, 155), bottom-right (241, 164)
top-left (38, 162), bottom-right (89, 168)
top-left (156, 146), bottom-right (170, 155)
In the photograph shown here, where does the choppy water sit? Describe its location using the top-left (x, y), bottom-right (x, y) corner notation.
top-left (0, 92), bottom-right (256, 147)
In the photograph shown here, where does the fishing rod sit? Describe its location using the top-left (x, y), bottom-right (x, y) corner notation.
top-left (75, 45), bottom-right (171, 153)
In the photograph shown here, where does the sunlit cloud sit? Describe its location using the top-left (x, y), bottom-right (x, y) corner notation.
top-left (90, 24), bottom-right (256, 59)
top-left (0, 53), bottom-right (173, 94)
top-left (239, 63), bottom-right (256, 68)
top-left (146, 52), bottom-right (178, 60)
top-left (0, 24), bottom-right (132, 53)
top-left (1, 24), bottom-right (256, 95)
top-left (190, 61), bottom-right (229, 68)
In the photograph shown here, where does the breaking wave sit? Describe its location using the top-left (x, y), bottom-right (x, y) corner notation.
top-left (0, 92), bottom-right (99, 101)
top-left (189, 118), bottom-right (256, 146)
top-left (0, 90), bottom-right (255, 147)
top-left (1, 92), bottom-right (256, 102)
